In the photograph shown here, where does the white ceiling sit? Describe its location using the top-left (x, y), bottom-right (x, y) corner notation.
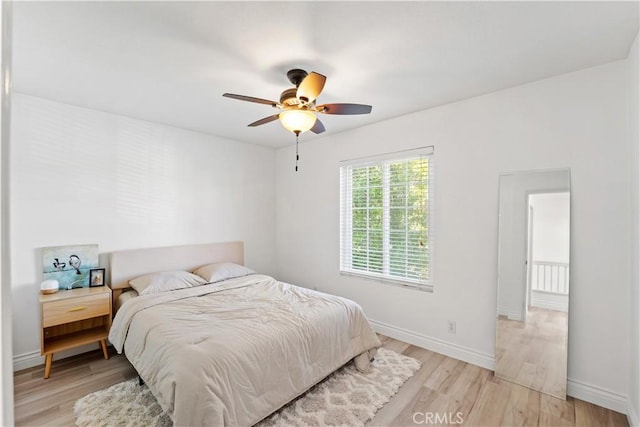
top-left (12, 1), bottom-right (639, 148)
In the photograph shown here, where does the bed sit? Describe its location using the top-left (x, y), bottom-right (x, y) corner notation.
top-left (107, 242), bottom-right (381, 426)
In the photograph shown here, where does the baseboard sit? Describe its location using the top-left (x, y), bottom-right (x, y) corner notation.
top-left (13, 350), bottom-right (42, 371)
top-left (370, 319), bottom-right (632, 417)
top-left (369, 319), bottom-right (495, 371)
top-left (13, 343), bottom-right (106, 372)
top-left (566, 378), bottom-right (628, 414)
top-left (17, 320), bottom-right (632, 420)
top-left (531, 291), bottom-right (568, 312)
top-left (497, 307), bottom-right (523, 321)
top-left (627, 401), bottom-right (639, 427)
top-left (567, 378), bottom-right (628, 414)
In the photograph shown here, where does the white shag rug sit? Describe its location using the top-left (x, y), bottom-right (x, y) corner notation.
top-left (74, 348), bottom-right (420, 427)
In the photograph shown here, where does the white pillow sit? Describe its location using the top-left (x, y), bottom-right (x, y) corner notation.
top-left (193, 262), bottom-right (255, 283)
top-left (129, 270), bottom-right (207, 295)
top-left (115, 289), bottom-right (138, 312)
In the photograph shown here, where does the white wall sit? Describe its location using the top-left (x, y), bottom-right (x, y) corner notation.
top-left (0, 1), bottom-right (13, 425)
top-left (10, 94), bottom-right (276, 366)
top-left (530, 192), bottom-right (570, 264)
top-left (275, 60), bottom-right (630, 411)
top-left (628, 30), bottom-right (640, 427)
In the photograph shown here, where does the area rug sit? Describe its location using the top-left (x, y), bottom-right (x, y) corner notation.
top-left (74, 348), bottom-right (420, 427)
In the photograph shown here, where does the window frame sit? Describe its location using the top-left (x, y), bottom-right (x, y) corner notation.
top-left (339, 147), bottom-right (434, 292)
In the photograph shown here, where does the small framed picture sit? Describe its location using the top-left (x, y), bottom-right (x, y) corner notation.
top-left (89, 268), bottom-right (105, 287)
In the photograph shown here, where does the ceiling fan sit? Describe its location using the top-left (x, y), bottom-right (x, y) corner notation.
top-left (223, 68), bottom-right (372, 171)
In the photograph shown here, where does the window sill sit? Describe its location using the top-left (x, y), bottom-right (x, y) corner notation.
top-left (340, 270), bottom-right (433, 293)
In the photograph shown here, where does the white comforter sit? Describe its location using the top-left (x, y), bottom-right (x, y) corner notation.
top-left (109, 274), bottom-right (381, 426)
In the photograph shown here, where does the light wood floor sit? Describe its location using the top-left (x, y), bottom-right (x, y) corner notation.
top-left (496, 307), bottom-right (568, 399)
top-left (14, 335), bottom-right (628, 427)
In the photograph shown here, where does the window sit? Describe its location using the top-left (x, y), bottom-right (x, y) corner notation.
top-left (340, 149), bottom-right (433, 291)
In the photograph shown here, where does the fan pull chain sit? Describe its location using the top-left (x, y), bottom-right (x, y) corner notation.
top-left (295, 131), bottom-right (300, 172)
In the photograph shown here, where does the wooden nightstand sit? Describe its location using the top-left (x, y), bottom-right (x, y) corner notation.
top-left (40, 286), bottom-right (112, 379)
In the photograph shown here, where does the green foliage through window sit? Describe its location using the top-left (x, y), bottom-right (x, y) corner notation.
top-left (340, 155), bottom-right (431, 286)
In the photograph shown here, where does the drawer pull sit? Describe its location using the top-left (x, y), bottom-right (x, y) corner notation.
top-left (68, 306), bottom-right (87, 312)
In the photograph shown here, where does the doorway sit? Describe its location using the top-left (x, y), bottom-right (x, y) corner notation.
top-left (526, 192), bottom-right (570, 315)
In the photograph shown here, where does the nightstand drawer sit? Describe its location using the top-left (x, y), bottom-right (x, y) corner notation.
top-left (43, 293), bottom-right (110, 327)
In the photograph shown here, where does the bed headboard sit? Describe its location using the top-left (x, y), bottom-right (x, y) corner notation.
top-left (109, 241), bottom-right (244, 292)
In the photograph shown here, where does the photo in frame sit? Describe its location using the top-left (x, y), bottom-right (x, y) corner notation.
top-left (89, 268), bottom-right (106, 287)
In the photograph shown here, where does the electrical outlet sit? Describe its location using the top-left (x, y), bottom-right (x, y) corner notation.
top-left (448, 320), bottom-right (456, 334)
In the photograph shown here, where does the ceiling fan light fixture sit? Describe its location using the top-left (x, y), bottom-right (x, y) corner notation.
top-left (279, 109), bottom-right (316, 134)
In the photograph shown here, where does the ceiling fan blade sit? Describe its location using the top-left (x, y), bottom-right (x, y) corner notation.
top-left (310, 118), bottom-right (326, 134)
top-left (223, 93), bottom-right (278, 107)
top-left (248, 114), bottom-right (280, 127)
top-left (296, 72), bottom-right (326, 104)
top-left (317, 103), bottom-right (372, 115)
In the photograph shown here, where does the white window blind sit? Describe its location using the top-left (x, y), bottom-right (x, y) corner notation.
top-left (340, 149), bottom-right (433, 291)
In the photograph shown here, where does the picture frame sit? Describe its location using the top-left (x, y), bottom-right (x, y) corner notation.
top-left (89, 268), bottom-right (106, 287)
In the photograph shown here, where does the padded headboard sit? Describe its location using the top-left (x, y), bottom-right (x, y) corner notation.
top-left (109, 241), bottom-right (244, 291)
